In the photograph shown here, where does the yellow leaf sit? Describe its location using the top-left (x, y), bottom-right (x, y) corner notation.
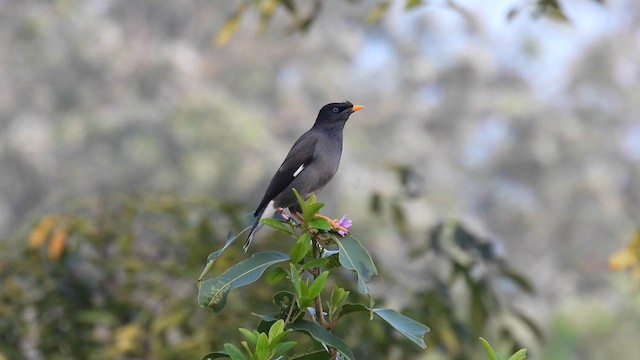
top-left (366, 1), bottom-right (390, 25)
top-left (214, 4), bottom-right (247, 47)
top-left (608, 230), bottom-right (640, 271)
top-left (48, 228), bottom-right (67, 261)
top-left (608, 249), bottom-right (636, 271)
top-left (28, 215), bottom-right (57, 249)
top-left (114, 323), bottom-right (143, 354)
top-left (260, 0), bottom-right (278, 31)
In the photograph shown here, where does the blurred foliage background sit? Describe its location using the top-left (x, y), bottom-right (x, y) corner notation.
top-left (1, 0), bottom-right (640, 359)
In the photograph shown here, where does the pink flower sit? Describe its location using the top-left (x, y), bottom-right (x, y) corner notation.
top-left (336, 215), bottom-right (352, 236)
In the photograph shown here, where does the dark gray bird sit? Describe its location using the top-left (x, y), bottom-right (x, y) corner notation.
top-left (244, 101), bottom-right (364, 251)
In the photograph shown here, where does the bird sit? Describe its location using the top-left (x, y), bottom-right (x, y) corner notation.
top-left (244, 101), bottom-right (364, 251)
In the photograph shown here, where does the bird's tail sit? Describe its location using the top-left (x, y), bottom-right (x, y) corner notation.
top-left (243, 207), bottom-right (266, 252)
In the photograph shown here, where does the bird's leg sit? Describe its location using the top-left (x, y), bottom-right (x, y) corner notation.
top-left (274, 207), bottom-right (290, 221)
top-left (313, 214), bottom-right (349, 235)
top-left (291, 212), bottom-right (304, 223)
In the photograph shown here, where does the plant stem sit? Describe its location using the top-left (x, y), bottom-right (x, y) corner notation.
top-left (311, 237), bottom-right (328, 323)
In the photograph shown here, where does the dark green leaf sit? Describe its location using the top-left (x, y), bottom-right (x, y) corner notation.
top-left (201, 351), bottom-right (230, 360)
top-left (370, 192), bottom-right (382, 214)
top-left (198, 251), bottom-right (290, 312)
top-left (507, 7), bottom-right (519, 21)
top-left (334, 236), bottom-right (378, 294)
top-left (288, 320), bottom-right (355, 360)
top-left (289, 350), bottom-right (331, 359)
top-left (338, 303), bottom-right (369, 317)
top-left (372, 308), bottom-right (429, 349)
top-left (279, 0), bottom-right (297, 14)
top-left (300, 257), bottom-right (329, 271)
top-left (273, 341), bottom-right (297, 355)
top-left (391, 201), bottom-right (407, 230)
top-left (511, 309), bottom-right (544, 341)
top-left (324, 253), bottom-right (341, 269)
top-left (273, 291), bottom-right (295, 309)
top-left (501, 265), bottom-right (535, 293)
top-left (257, 319), bottom-right (277, 334)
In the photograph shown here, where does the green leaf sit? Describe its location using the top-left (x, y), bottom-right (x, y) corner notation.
top-left (329, 287), bottom-right (350, 316)
top-left (223, 344), bottom-right (247, 360)
top-left (261, 218), bottom-right (292, 234)
top-left (305, 203), bottom-right (324, 223)
top-left (292, 188), bottom-right (306, 212)
top-left (508, 349), bottom-right (528, 360)
top-left (324, 253), bottom-right (341, 269)
top-left (268, 319), bottom-right (285, 342)
top-left (292, 189), bottom-right (325, 224)
top-left (266, 267), bottom-right (287, 285)
top-left (255, 333), bottom-right (269, 360)
top-left (479, 337), bottom-right (498, 360)
top-left (366, 0), bottom-right (390, 24)
top-left (266, 320), bottom-right (292, 349)
top-left (239, 328), bottom-right (258, 345)
top-left (273, 291), bottom-right (295, 309)
top-left (290, 232), bottom-right (312, 263)
top-left (501, 265), bottom-right (535, 293)
top-left (339, 303), bottom-right (369, 317)
top-left (300, 257), bottom-right (329, 271)
top-left (279, 0), bottom-right (297, 14)
top-left (273, 341), bottom-right (297, 355)
top-left (309, 217), bottom-right (332, 230)
top-left (307, 271), bottom-right (329, 299)
top-left (214, 3), bottom-right (247, 46)
top-left (405, 0), bottom-right (423, 9)
top-left (297, 281), bottom-right (313, 308)
top-left (198, 251), bottom-right (290, 312)
top-left (334, 236), bottom-right (378, 294)
top-left (289, 350), bottom-right (331, 359)
top-left (288, 320), bottom-right (355, 360)
top-left (290, 263), bottom-right (303, 301)
top-left (198, 228), bottom-right (250, 288)
top-left (256, 319), bottom-right (277, 334)
top-left (372, 309), bottom-right (429, 349)
top-left (201, 351), bottom-right (230, 359)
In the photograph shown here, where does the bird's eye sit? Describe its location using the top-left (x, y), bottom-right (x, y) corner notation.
top-left (332, 107), bottom-right (339, 113)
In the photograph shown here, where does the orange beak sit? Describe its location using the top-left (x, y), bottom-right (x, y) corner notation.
top-left (351, 105), bottom-right (364, 112)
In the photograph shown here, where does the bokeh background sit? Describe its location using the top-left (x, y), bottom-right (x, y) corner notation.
top-left (1, 0), bottom-right (640, 359)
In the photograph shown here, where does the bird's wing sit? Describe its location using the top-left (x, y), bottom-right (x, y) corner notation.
top-left (254, 134), bottom-right (318, 216)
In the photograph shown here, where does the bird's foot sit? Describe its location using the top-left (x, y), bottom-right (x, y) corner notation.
top-left (292, 212), bottom-right (304, 223)
top-left (313, 214), bottom-right (349, 235)
top-left (274, 207), bottom-right (291, 221)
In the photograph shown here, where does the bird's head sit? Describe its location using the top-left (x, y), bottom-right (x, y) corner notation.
top-left (314, 101), bottom-right (364, 127)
